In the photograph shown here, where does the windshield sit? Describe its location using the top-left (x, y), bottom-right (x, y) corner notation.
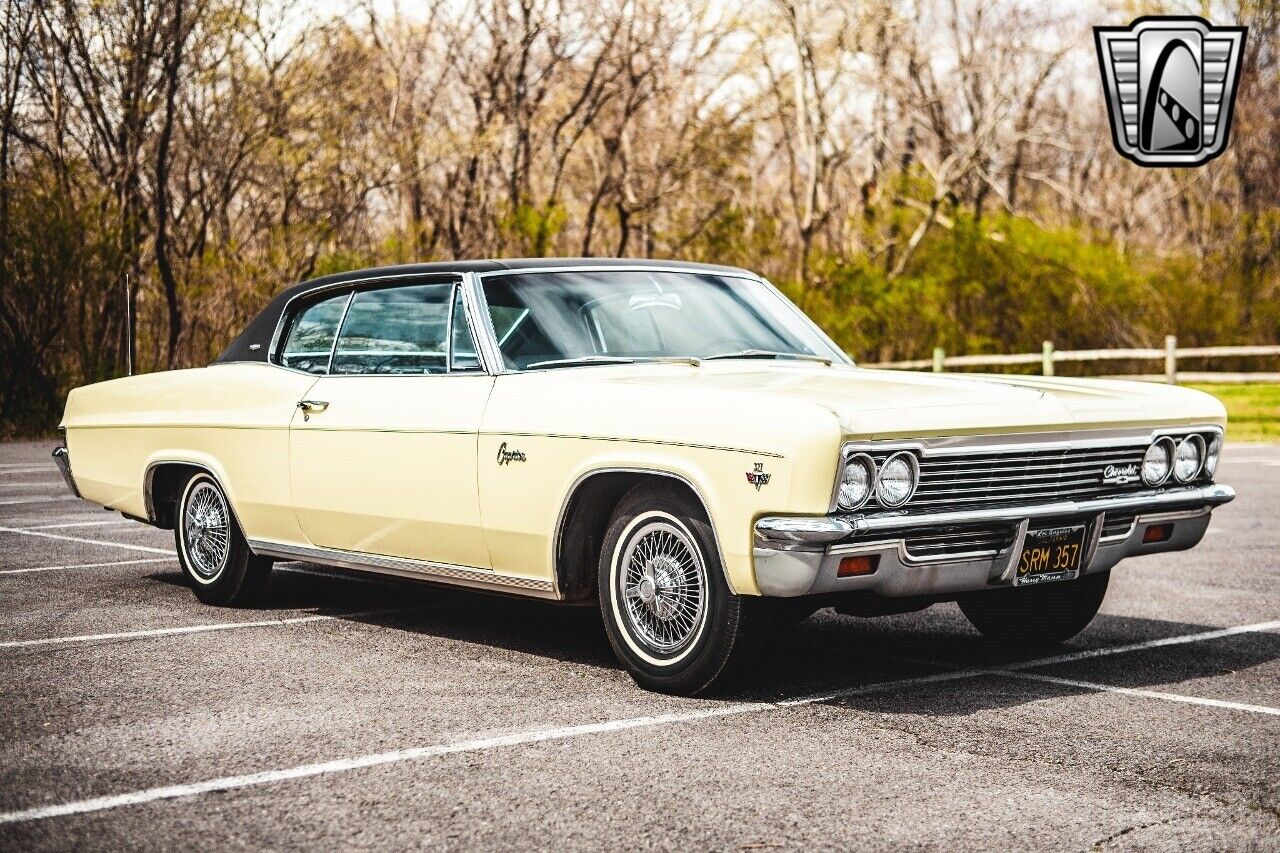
top-left (480, 270), bottom-right (845, 370)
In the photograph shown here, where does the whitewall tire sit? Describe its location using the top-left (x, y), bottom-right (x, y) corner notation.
top-left (598, 482), bottom-right (771, 695)
top-left (174, 473), bottom-right (272, 606)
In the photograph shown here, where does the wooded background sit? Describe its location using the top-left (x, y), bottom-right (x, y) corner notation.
top-left (1, 0), bottom-right (1277, 434)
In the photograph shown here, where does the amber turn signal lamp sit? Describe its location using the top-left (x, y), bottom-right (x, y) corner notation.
top-left (837, 555), bottom-right (878, 577)
top-left (1142, 523), bottom-right (1173, 544)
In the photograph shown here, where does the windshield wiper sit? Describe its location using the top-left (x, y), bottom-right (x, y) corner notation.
top-left (526, 355), bottom-right (701, 370)
top-left (526, 356), bottom-right (639, 369)
top-left (703, 349), bottom-right (833, 365)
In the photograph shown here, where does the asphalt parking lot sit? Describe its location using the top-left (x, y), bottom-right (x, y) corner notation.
top-left (1, 440), bottom-right (1278, 850)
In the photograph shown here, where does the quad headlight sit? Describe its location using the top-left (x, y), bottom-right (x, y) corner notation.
top-left (1141, 437), bottom-right (1175, 486)
top-left (1173, 435), bottom-right (1205, 483)
top-left (875, 451), bottom-right (919, 508)
top-left (836, 453), bottom-right (876, 511)
top-left (1204, 432), bottom-right (1223, 478)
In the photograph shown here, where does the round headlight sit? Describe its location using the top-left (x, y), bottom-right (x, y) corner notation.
top-left (1141, 437), bottom-right (1175, 486)
top-left (875, 451), bottom-right (918, 507)
top-left (837, 454), bottom-right (875, 511)
top-left (1173, 435), bottom-right (1204, 483)
top-left (1205, 433), bottom-right (1223, 478)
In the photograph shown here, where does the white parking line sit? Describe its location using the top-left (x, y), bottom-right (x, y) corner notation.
top-left (4, 512), bottom-right (121, 526)
top-left (0, 608), bottom-right (399, 650)
top-left (0, 526), bottom-right (170, 554)
top-left (0, 557), bottom-right (176, 576)
top-left (0, 667), bottom-right (975, 826)
top-left (19, 519), bottom-right (140, 531)
top-left (1001, 670), bottom-right (1280, 717)
top-left (1001, 619), bottom-right (1280, 670)
top-left (0, 496), bottom-right (74, 506)
top-left (1, 618), bottom-right (1274, 825)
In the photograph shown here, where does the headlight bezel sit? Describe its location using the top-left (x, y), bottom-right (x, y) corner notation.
top-left (1141, 436), bottom-right (1176, 486)
top-left (836, 452), bottom-right (876, 511)
top-left (1173, 434), bottom-right (1205, 483)
top-left (875, 450), bottom-right (919, 508)
top-left (1204, 432), bottom-right (1223, 478)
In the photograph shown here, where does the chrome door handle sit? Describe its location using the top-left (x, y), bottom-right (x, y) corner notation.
top-left (298, 400), bottom-right (329, 421)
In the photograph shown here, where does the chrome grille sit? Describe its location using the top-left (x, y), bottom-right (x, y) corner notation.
top-left (903, 524), bottom-right (1017, 561)
top-left (863, 444), bottom-right (1149, 510)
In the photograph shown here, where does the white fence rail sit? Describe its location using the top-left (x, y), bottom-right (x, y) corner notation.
top-left (868, 336), bottom-right (1280, 384)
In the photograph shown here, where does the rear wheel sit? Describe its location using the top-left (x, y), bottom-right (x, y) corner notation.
top-left (599, 483), bottom-right (771, 695)
top-left (958, 570), bottom-right (1110, 644)
top-left (175, 473), bottom-right (272, 606)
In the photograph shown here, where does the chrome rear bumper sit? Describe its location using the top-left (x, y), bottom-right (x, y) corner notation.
top-left (752, 484), bottom-right (1234, 598)
top-left (51, 445), bottom-right (81, 498)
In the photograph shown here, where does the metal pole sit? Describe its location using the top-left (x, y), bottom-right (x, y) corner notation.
top-left (932, 347), bottom-right (945, 373)
top-left (1165, 335), bottom-right (1177, 384)
top-left (125, 273), bottom-right (133, 376)
top-left (1042, 340), bottom-right (1054, 376)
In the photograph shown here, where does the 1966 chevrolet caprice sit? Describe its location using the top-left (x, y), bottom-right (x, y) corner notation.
top-left (54, 259), bottom-right (1235, 694)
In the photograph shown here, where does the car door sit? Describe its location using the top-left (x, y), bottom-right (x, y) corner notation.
top-left (287, 277), bottom-right (495, 569)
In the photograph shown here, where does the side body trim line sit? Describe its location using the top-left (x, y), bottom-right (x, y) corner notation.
top-left (248, 540), bottom-right (558, 599)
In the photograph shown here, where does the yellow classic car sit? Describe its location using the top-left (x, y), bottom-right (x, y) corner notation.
top-left (54, 259), bottom-right (1234, 695)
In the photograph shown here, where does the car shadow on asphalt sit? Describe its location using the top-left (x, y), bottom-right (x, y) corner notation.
top-left (148, 564), bottom-right (1280, 714)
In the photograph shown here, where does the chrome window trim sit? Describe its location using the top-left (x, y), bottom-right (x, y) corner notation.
top-left (267, 272), bottom-right (495, 377)
top-left (443, 281), bottom-right (456, 369)
top-left (461, 271), bottom-right (504, 374)
top-left (323, 290), bottom-right (356, 374)
top-left (445, 281), bottom-right (484, 373)
top-left (469, 264), bottom-right (852, 373)
top-left (268, 271), bottom-right (438, 369)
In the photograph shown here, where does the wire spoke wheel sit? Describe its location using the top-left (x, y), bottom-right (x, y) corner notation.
top-left (617, 519), bottom-right (708, 656)
top-left (182, 481), bottom-right (231, 581)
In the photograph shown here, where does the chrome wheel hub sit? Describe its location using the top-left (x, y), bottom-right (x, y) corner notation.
top-left (183, 482), bottom-right (230, 581)
top-left (619, 519), bottom-right (708, 654)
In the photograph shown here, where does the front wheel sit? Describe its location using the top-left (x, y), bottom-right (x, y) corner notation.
top-left (175, 473), bottom-right (272, 606)
top-left (958, 570), bottom-right (1110, 644)
top-left (599, 483), bottom-right (771, 695)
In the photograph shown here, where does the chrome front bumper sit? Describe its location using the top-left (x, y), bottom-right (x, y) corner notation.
top-left (752, 483), bottom-right (1235, 598)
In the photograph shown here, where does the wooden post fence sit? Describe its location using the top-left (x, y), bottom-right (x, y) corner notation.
top-left (870, 339), bottom-right (1280, 384)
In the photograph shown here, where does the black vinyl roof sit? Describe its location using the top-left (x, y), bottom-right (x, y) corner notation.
top-left (214, 258), bottom-right (750, 365)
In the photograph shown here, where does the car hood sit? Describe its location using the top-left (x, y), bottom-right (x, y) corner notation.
top-left (600, 362), bottom-right (1226, 438)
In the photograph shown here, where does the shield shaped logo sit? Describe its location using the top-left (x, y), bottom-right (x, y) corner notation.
top-left (1094, 16), bottom-right (1247, 167)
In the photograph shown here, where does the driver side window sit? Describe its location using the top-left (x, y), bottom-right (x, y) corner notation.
top-left (331, 283), bottom-right (453, 375)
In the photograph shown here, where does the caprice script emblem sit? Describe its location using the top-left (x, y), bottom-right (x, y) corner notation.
top-left (1102, 463), bottom-right (1141, 486)
top-left (1094, 16), bottom-right (1247, 167)
top-left (496, 442), bottom-right (526, 465)
top-left (746, 462), bottom-right (771, 491)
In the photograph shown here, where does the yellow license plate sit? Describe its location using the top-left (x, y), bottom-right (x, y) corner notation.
top-left (1016, 525), bottom-right (1086, 585)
